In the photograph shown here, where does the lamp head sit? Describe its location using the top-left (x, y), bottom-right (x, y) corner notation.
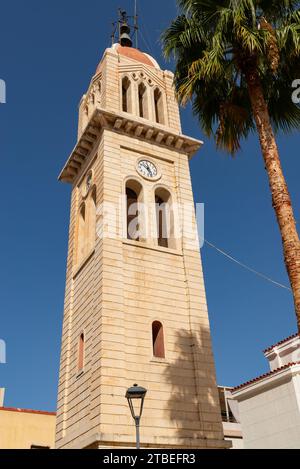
top-left (126, 384), bottom-right (147, 399)
top-left (126, 384), bottom-right (147, 420)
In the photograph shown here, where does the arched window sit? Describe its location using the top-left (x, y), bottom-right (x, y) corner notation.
top-left (77, 203), bottom-right (86, 264)
top-left (87, 187), bottom-right (96, 252)
top-left (82, 105), bottom-right (89, 130)
top-left (152, 321), bottom-right (165, 358)
top-left (89, 93), bottom-right (95, 105)
top-left (122, 77), bottom-right (132, 113)
top-left (154, 88), bottom-right (164, 124)
top-left (96, 81), bottom-right (102, 103)
top-left (156, 195), bottom-right (168, 248)
top-left (78, 333), bottom-right (85, 372)
top-left (155, 188), bottom-right (174, 249)
top-left (138, 83), bottom-right (148, 119)
top-left (126, 180), bottom-right (143, 241)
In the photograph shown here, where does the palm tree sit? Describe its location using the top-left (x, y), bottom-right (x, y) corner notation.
top-left (162, 0), bottom-right (300, 331)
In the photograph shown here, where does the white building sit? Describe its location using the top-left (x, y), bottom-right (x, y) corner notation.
top-left (218, 386), bottom-right (244, 449)
top-left (232, 333), bottom-right (300, 449)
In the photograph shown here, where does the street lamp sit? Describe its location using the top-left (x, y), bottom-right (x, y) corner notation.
top-left (126, 384), bottom-right (147, 449)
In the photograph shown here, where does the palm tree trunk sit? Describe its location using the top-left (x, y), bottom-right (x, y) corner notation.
top-left (246, 69), bottom-right (300, 332)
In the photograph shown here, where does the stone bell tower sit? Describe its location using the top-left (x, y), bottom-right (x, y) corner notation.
top-left (55, 12), bottom-right (228, 449)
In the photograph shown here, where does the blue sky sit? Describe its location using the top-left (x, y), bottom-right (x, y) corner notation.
top-left (0, 0), bottom-right (299, 411)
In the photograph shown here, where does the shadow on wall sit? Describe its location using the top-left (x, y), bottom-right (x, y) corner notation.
top-left (164, 328), bottom-right (224, 444)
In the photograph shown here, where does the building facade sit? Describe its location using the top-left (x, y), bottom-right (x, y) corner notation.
top-left (232, 333), bottom-right (300, 449)
top-left (0, 407), bottom-right (56, 449)
top-left (55, 27), bottom-right (228, 449)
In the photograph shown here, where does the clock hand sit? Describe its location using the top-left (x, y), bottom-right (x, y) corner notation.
top-left (141, 162), bottom-right (148, 173)
top-left (145, 162), bottom-right (152, 175)
top-left (141, 162), bottom-right (151, 175)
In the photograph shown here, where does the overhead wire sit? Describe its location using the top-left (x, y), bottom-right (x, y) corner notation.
top-left (132, 3), bottom-right (290, 295)
top-left (202, 238), bottom-right (292, 292)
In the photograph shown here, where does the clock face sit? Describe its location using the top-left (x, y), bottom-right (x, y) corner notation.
top-left (137, 160), bottom-right (158, 179)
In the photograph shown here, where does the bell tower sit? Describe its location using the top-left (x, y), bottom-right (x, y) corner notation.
top-left (55, 13), bottom-right (228, 449)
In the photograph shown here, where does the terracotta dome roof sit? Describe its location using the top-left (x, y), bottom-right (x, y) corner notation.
top-left (116, 45), bottom-right (155, 67)
top-left (95, 44), bottom-right (160, 75)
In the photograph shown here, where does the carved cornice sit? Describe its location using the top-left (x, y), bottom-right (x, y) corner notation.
top-left (119, 63), bottom-right (165, 88)
top-left (58, 108), bottom-right (203, 184)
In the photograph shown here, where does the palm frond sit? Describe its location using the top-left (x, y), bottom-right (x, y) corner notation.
top-left (162, 0), bottom-right (300, 154)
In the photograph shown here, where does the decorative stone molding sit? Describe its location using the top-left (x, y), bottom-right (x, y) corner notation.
top-left (58, 108), bottom-right (203, 183)
top-left (131, 71), bottom-right (154, 88)
top-left (119, 63), bottom-right (165, 89)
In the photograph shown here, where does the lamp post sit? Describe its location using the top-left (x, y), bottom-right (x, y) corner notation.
top-left (126, 384), bottom-right (147, 449)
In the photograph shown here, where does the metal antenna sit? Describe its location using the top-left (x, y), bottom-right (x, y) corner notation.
top-left (110, 8), bottom-right (137, 48)
top-left (111, 22), bottom-right (117, 46)
top-left (134, 0), bottom-right (139, 49)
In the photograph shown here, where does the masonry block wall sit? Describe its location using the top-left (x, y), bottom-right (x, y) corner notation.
top-left (55, 44), bottom-right (227, 449)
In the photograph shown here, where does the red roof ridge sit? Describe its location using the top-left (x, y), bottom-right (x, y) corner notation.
top-left (233, 361), bottom-right (300, 392)
top-left (95, 45), bottom-right (157, 74)
top-left (0, 407), bottom-right (56, 416)
top-left (116, 45), bottom-right (155, 67)
top-left (263, 333), bottom-right (300, 354)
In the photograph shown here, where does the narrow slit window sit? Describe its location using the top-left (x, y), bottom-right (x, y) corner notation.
top-left (78, 333), bottom-right (85, 372)
top-left (154, 88), bottom-right (164, 124)
top-left (87, 187), bottom-right (96, 252)
top-left (126, 187), bottom-right (139, 241)
top-left (155, 195), bottom-right (169, 248)
top-left (138, 83), bottom-right (148, 119)
top-left (82, 105), bottom-right (89, 129)
top-left (152, 321), bottom-right (165, 358)
top-left (77, 203), bottom-right (86, 264)
top-left (122, 77), bottom-right (131, 113)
